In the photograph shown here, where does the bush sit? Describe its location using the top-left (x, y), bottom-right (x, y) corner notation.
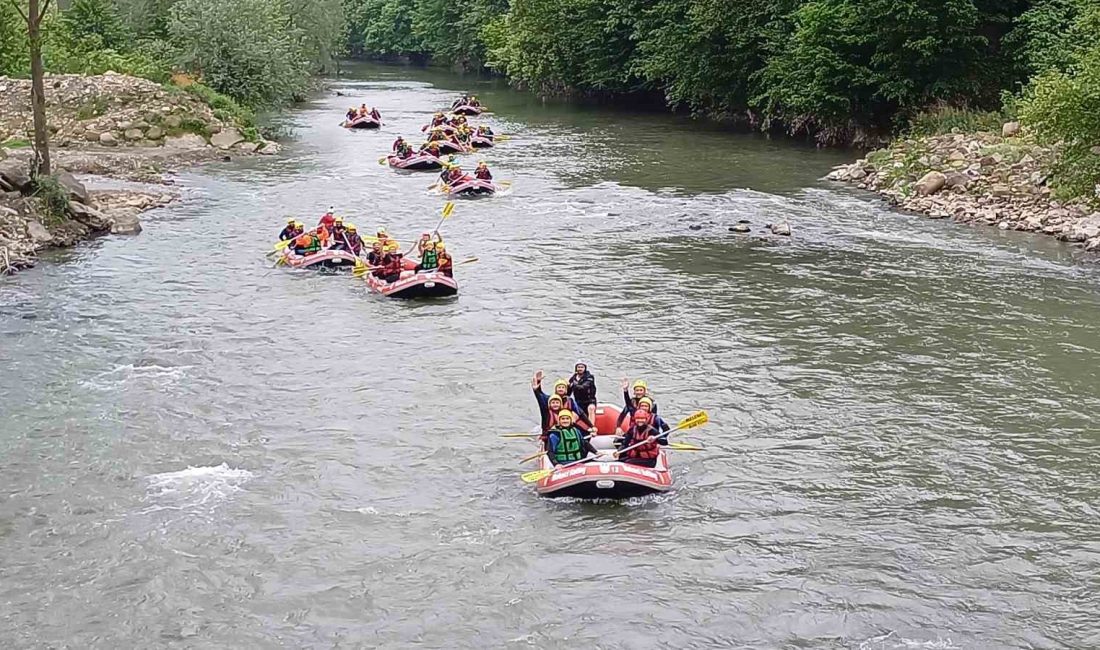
top-left (1019, 8), bottom-right (1100, 202)
top-left (31, 176), bottom-right (71, 225)
top-left (906, 105), bottom-right (1008, 137)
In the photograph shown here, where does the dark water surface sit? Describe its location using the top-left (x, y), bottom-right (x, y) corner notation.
top-left (2, 62), bottom-right (1099, 648)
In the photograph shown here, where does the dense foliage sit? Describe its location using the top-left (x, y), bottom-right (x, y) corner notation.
top-left (0, 0), bottom-right (344, 107)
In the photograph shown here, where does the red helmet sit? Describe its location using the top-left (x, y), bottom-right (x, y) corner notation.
top-left (633, 410), bottom-right (650, 424)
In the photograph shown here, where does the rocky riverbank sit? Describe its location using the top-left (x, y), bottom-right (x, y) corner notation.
top-left (827, 124), bottom-right (1100, 256)
top-left (0, 72), bottom-right (282, 274)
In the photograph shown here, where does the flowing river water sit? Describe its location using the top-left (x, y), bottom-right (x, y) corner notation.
top-left (2, 63), bottom-right (1099, 649)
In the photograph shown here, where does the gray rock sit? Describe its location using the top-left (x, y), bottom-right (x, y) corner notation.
top-left (1091, 145), bottom-right (1100, 156)
top-left (109, 211), bottom-right (142, 235)
top-left (145, 125), bottom-right (164, 140)
top-left (164, 133), bottom-right (208, 149)
top-left (944, 172), bottom-right (970, 189)
top-left (769, 222), bottom-right (792, 236)
top-left (257, 141), bottom-right (281, 156)
top-left (55, 170), bottom-right (89, 204)
top-left (915, 171), bottom-right (946, 196)
top-left (124, 128), bottom-right (144, 141)
top-left (0, 160), bottom-right (32, 192)
top-left (729, 224), bottom-right (751, 233)
top-left (991, 184), bottom-right (1012, 197)
top-left (67, 201), bottom-right (110, 230)
top-left (99, 132), bottom-right (118, 146)
top-left (1069, 215), bottom-right (1100, 242)
top-left (849, 167), bottom-right (867, 180)
top-left (237, 141), bottom-right (259, 154)
top-left (117, 120), bottom-right (133, 131)
top-left (210, 128), bottom-right (244, 150)
top-left (164, 114), bottom-right (182, 128)
top-left (1002, 122), bottom-right (1021, 138)
top-left (26, 219), bottom-right (53, 244)
top-left (83, 130), bottom-right (102, 142)
top-left (947, 150), bottom-right (967, 162)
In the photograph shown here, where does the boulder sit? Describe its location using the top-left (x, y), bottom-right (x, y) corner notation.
top-left (83, 131), bottom-right (102, 142)
top-left (991, 184), bottom-right (1012, 197)
top-left (257, 141), bottom-right (281, 156)
top-left (0, 160), bottom-right (32, 193)
top-left (54, 170), bottom-right (89, 204)
top-left (944, 172), bottom-right (970, 189)
top-left (164, 133), bottom-right (208, 149)
top-left (729, 223), bottom-right (751, 233)
top-left (947, 150), bottom-right (967, 162)
top-left (145, 125), bottom-right (164, 140)
top-left (769, 222), bottom-right (792, 236)
top-left (99, 132), bottom-right (118, 146)
top-left (67, 201), bottom-right (111, 230)
top-left (210, 127), bottom-right (244, 150)
top-left (1002, 122), bottom-right (1021, 138)
top-left (1069, 215), bottom-right (1100, 242)
top-left (124, 128), bottom-right (144, 141)
top-left (109, 211), bottom-right (142, 235)
top-left (915, 171), bottom-right (946, 196)
top-left (848, 167), bottom-right (867, 180)
top-left (26, 219), bottom-right (53, 245)
top-left (164, 114), bottom-right (182, 129)
top-left (237, 141), bottom-right (259, 154)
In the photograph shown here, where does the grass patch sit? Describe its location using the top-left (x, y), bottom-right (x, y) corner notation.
top-left (182, 83), bottom-right (255, 127)
top-left (3, 138), bottom-right (32, 148)
top-left (906, 106), bottom-right (1008, 138)
top-left (31, 175), bottom-right (71, 226)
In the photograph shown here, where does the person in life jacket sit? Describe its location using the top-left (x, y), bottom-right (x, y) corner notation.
top-left (278, 217), bottom-right (299, 241)
top-left (568, 362), bottom-right (597, 425)
top-left (418, 141), bottom-right (442, 158)
top-left (415, 231), bottom-right (439, 256)
top-left (370, 106), bottom-right (381, 120)
top-left (293, 230), bottom-right (321, 256)
top-left (381, 244), bottom-right (403, 283)
top-left (314, 224), bottom-right (331, 249)
top-left (367, 241), bottom-right (385, 271)
top-left (476, 125), bottom-right (494, 139)
top-left (319, 207), bottom-right (336, 230)
top-left (474, 161), bottom-right (492, 181)
top-left (428, 127), bottom-right (446, 143)
top-left (358, 103), bottom-right (368, 116)
top-left (329, 217), bottom-right (347, 248)
top-left (437, 241), bottom-right (453, 277)
top-left (453, 114), bottom-right (468, 127)
top-left (455, 125), bottom-right (471, 144)
top-left (343, 224), bottom-right (365, 255)
top-left (375, 227), bottom-right (392, 250)
top-left (615, 378), bottom-right (658, 433)
top-left (415, 240), bottom-right (439, 272)
top-left (634, 396), bottom-right (671, 434)
top-left (430, 112), bottom-right (446, 128)
top-left (531, 371), bottom-right (593, 432)
top-left (616, 410), bottom-right (663, 467)
top-left (345, 107), bottom-right (356, 122)
top-left (393, 136), bottom-right (411, 156)
top-left (469, 95), bottom-right (481, 108)
top-left (546, 410), bottom-right (598, 466)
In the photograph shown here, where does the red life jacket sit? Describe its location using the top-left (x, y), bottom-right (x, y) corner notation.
top-left (382, 254), bottom-right (403, 277)
top-left (623, 423), bottom-right (659, 460)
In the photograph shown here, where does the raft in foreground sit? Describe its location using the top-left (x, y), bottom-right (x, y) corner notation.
top-left (279, 249), bottom-right (360, 270)
top-left (364, 260), bottom-right (458, 299)
top-left (444, 178), bottom-right (497, 197)
top-left (533, 404), bottom-right (673, 499)
top-left (388, 153), bottom-right (444, 170)
top-left (344, 115), bottom-right (381, 129)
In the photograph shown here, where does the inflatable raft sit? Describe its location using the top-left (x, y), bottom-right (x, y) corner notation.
top-left (470, 135), bottom-right (495, 149)
top-left (431, 139), bottom-right (467, 155)
top-left (389, 153), bottom-right (444, 170)
top-left (533, 403), bottom-right (673, 499)
top-left (344, 114), bottom-right (382, 129)
top-left (452, 104), bottom-right (483, 116)
top-left (443, 178), bottom-right (496, 196)
top-left (363, 259), bottom-right (458, 299)
top-left (280, 249), bottom-right (360, 270)
top-left (422, 123), bottom-right (457, 135)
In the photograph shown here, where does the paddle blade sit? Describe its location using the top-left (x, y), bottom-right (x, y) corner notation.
top-left (675, 411), bottom-right (709, 431)
top-left (668, 442), bottom-right (705, 451)
top-left (273, 239), bottom-right (292, 251)
top-left (442, 201), bottom-right (455, 218)
top-left (520, 468), bottom-right (553, 484)
top-left (456, 256), bottom-right (479, 266)
top-left (500, 433), bottom-right (540, 439)
top-left (378, 157), bottom-right (387, 165)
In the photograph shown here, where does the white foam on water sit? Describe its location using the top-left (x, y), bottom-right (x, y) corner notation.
top-left (81, 363), bottom-right (195, 389)
top-left (145, 463), bottom-right (254, 507)
top-left (858, 631), bottom-right (962, 650)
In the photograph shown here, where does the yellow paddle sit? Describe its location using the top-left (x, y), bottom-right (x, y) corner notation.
top-left (500, 433), bottom-right (540, 439)
top-left (520, 411), bottom-right (709, 483)
top-left (518, 439), bottom-right (704, 464)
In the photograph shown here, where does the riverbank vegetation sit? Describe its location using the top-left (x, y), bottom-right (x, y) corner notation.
top-left (0, 0), bottom-right (344, 110)
top-left (349, 0), bottom-right (1099, 202)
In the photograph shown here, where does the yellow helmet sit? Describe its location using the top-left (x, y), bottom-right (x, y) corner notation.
top-left (286, 217), bottom-right (296, 224)
top-left (553, 379), bottom-right (569, 391)
top-left (377, 227), bottom-right (387, 235)
top-left (334, 216), bottom-right (343, 223)
top-left (347, 224), bottom-right (357, 232)
top-left (294, 221), bottom-right (304, 228)
top-left (638, 397), bottom-right (654, 408)
top-left (436, 241), bottom-right (445, 251)
top-left (384, 243), bottom-right (398, 252)
top-left (557, 409), bottom-right (573, 421)
top-left (632, 380), bottom-right (648, 390)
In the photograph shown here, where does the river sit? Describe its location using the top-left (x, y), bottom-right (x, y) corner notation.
top-left (2, 62), bottom-right (1099, 649)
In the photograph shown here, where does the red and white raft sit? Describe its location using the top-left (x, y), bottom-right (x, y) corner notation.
top-left (279, 249), bottom-right (360, 270)
top-left (363, 258), bottom-right (458, 299)
top-left (344, 114), bottom-right (382, 129)
top-left (422, 123), bottom-right (457, 135)
top-left (443, 178), bottom-right (496, 197)
top-left (470, 134), bottom-right (495, 149)
top-left (452, 104), bottom-right (483, 116)
top-left (388, 152), bottom-right (444, 171)
top-left (428, 139), bottom-right (467, 155)
top-left (534, 403), bottom-right (673, 499)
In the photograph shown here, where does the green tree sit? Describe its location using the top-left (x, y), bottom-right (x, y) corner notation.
top-left (62, 0), bottom-right (129, 50)
top-left (168, 0), bottom-right (310, 106)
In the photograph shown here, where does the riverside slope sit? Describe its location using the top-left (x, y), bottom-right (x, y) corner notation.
top-left (827, 123), bottom-right (1100, 257)
top-left (0, 72), bottom-right (282, 273)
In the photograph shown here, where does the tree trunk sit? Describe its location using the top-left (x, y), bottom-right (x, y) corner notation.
top-left (27, 0), bottom-right (51, 177)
